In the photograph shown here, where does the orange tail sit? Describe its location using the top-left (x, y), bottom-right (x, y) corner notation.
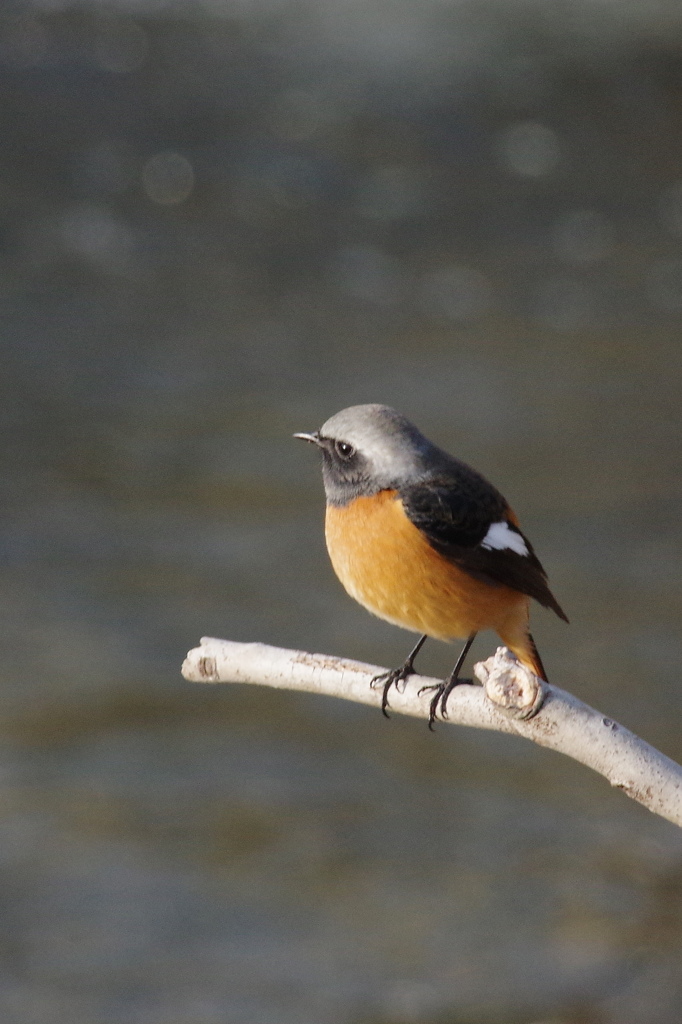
top-left (519, 632), bottom-right (548, 682)
top-left (499, 623), bottom-right (548, 682)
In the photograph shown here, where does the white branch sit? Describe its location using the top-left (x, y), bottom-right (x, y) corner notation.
top-left (182, 638), bottom-right (682, 829)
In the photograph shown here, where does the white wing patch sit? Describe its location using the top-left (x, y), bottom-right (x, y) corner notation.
top-left (480, 521), bottom-right (528, 556)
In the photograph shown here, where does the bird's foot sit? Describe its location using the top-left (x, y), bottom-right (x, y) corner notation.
top-left (418, 634), bottom-right (476, 729)
top-left (418, 676), bottom-right (470, 730)
top-left (371, 662), bottom-right (416, 718)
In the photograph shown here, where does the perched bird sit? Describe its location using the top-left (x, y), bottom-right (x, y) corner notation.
top-left (295, 404), bottom-right (567, 726)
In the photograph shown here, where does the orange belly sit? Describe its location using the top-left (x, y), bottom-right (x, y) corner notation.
top-left (325, 491), bottom-right (530, 646)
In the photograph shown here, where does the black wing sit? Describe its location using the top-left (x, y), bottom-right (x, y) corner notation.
top-left (401, 476), bottom-right (568, 622)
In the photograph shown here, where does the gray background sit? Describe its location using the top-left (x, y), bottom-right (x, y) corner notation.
top-left (2, 0), bottom-right (682, 1021)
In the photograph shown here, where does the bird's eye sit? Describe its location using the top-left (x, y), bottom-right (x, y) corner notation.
top-left (334, 440), bottom-right (355, 460)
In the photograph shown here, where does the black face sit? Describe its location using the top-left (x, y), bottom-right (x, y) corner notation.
top-left (317, 435), bottom-right (376, 505)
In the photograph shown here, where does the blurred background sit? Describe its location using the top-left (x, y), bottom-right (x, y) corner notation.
top-left (2, 0), bottom-right (682, 1021)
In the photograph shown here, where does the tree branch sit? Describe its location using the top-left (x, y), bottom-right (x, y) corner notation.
top-left (182, 638), bottom-right (682, 828)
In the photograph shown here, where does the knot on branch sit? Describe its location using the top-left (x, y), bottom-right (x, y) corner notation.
top-left (474, 647), bottom-right (547, 720)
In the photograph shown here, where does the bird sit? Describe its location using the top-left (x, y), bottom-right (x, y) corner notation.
top-left (295, 404), bottom-right (567, 727)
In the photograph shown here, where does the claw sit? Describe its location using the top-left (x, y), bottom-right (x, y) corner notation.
top-left (371, 665), bottom-right (414, 717)
top-left (423, 634), bottom-right (477, 729)
top-left (428, 685), bottom-right (444, 729)
top-left (370, 635), bottom-right (429, 718)
top-left (417, 680), bottom-right (445, 727)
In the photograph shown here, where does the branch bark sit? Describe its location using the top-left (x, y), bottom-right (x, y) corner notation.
top-left (182, 638), bottom-right (682, 829)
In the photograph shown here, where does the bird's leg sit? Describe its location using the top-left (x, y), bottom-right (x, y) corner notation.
top-left (371, 634), bottom-right (428, 718)
top-left (419, 633), bottom-right (477, 730)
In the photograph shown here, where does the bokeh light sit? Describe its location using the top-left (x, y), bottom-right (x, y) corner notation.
top-left (142, 151), bottom-right (195, 205)
top-left (59, 203), bottom-right (134, 271)
top-left (499, 120), bottom-right (561, 178)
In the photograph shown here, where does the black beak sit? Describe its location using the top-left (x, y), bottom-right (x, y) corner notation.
top-left (293, 432), bottom-right (323, 446)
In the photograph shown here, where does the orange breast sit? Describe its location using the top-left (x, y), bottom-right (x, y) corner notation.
top-left (325, 490), bottom-right (529, 643)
